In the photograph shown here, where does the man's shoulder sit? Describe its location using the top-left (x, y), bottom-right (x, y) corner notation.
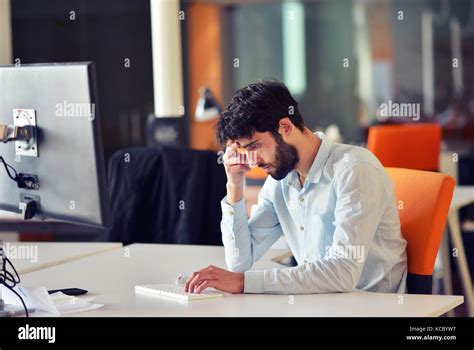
top-left (328, 142), bottom-right (384, 179)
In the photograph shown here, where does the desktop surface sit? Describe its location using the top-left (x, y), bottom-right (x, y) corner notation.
top-left (17, 243), bottom-right (463, 317)
top-left (5, 241), bottom-right (122, 274)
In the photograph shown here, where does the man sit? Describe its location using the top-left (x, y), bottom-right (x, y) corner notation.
top-left (185, 80), bottom-right (407, 295)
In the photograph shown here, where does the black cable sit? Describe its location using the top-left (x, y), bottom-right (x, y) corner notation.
top-left (1, 259), bottom-right (21, 286)
top-left (0, 156), bottom-right (30, 317)
top-left (0, 156), bottom-right (18, 182)
top-left (1, 282), bottom-right (29, 318)
top-left (0, 248), bottom-right (29, 317)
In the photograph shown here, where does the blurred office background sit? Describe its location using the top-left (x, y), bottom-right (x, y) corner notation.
top-left (1, 0), bottom-right (474, 311)
top-left (4, 0), bottom-right (474, 154)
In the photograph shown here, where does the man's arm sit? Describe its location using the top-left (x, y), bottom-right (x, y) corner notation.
top-left (185, 145), bottom-right (283, 294)
top-left (185, 183), bottom-right (283, 294)
top-left (244, 162), bottom-right (390, 294)
top-left (221, 177), bottom-right (283, 273)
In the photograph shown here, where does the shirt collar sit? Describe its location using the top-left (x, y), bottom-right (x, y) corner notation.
top-left (285, 132), bottom-right (332, 188)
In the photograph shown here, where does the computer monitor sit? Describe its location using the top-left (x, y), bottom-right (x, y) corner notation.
top-left (0, 62), bottom-right (109, 229)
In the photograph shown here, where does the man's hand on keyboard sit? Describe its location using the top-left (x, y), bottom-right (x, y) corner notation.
top-left (184, 265), bottom-right (244, 294)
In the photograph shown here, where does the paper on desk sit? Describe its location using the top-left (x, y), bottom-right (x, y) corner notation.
top-left (49, 292), bottom-right (103, 315)
top-left (1, 285), bottom-right (59, 315)
top-left (49, 292), bottom-right (97, 305)
top-left (1, 286), bottom-right (103, 316)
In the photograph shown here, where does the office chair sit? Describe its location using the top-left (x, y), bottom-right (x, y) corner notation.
top-left (367, 123), bottom-right (441, 171)
top-left (105, 146), bottom-right (227, 245)
top-left (368, 124), bottom-right (474, 315)
top-left (246, 167), bottom-right (268, 181)
top-left (385, 167), bottom-right (455, 294)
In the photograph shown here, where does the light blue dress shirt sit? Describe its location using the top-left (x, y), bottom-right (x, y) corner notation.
top-left (221, 132), bottom-right (408, 294)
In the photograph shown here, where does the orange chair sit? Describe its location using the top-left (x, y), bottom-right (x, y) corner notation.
top-left (367, 124), bottom-right (441, 171)
top-left (246, 166), bottom-right (268, 181)
top-left (386, 167), bottom-right (455, 294)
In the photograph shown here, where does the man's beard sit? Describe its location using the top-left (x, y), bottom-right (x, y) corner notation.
top-left (263, 133), bottom-right (299, 181)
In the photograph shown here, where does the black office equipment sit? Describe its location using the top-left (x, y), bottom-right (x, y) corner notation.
top-left (105, 146), bottom-right (227, 245)
top-left (0, 63), bottom-right (110, 228)
top-left (48, 288), bottom-right (88, 296)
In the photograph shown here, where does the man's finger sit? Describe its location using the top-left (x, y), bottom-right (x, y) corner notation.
top-left (193, 279), bottom-right (206, 293)
top-left (225, 140), bottom-right (239, 149)
top-left (225, 152), bottom-right (247, 167)
top-left (184, 271), bottom-right (202, 291)
top-left (186, 272), bottom-right (215, 293)
top-left (185, 273), bottom-right (202, 293)
top-left (184, 271), bottom-right (205, 292)
top-left (226, 164), bottom-right (250, 173)
top-left (195, 280), bottom-right (213, 294)
top-left (224, 143), bottom-right (239, 160)
top-left (184, 273), bottom-right (193, 291)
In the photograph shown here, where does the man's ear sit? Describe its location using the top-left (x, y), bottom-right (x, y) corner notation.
top-left (278, 117), bottom-right (293, 137)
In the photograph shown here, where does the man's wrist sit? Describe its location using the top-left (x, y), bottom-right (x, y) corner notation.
top-left (226, 182), bottom-right (244, 204)
top-left (238, 272), bottom-right (245, 293)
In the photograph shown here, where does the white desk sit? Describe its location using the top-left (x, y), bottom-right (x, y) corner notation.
top-left (439, 186), bottom-right (474, 317)
top-left (19, 243), bottom-right (463, 317)
top-left (4, 242), bottom-right (122, 274)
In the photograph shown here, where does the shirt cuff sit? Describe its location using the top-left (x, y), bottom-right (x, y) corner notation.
top-left (244, 270), bottom-right (265, 293)
top-left (221, 196), bottom-right (246, 218)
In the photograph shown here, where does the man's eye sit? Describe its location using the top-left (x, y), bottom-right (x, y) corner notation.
top-left (248, 143), bottom-right (260, 151)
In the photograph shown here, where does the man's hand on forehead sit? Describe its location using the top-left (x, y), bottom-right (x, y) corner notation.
top-left (224, 140), bottom-right (258, 168)
top-left (226, 140), bottom-right (242, 149)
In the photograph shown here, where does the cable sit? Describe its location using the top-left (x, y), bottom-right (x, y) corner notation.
top-left (1, 258), bottom-right (21, 286)
top-left (0, 156), bottom-right (19, 182)
top-left (0, 156), bottom-right (40, 192)
top-left (0, 246), bottom-right (28, 317)
top-left (0, 157), bottom-right (31, 317)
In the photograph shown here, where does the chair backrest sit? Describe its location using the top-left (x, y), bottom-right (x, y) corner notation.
top-left (246, 166), bottom-right (268, 181)
top-left (367, 124), bottom-right (441, 171)
top-left (105, 146), bottom-right (227, 245)
top-left (385, 167), bottom-right (455, 294)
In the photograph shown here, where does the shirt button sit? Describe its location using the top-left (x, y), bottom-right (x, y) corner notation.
top-left (299, 197), bottom-right (304, 203)
top-left (229, 235), bottom-right (235, 240)
top-left (299, 225), bottom-right (304, 231)
top-left (229, 211), bottom-right (235, 216)
top-left (304, 260), bottom-right (308, 264)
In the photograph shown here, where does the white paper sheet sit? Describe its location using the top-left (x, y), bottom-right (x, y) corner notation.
top-left (1, 285), bottom-right (103, 316)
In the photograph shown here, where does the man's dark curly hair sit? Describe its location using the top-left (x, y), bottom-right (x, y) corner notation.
top-left (216, 80), bottom-right (305, 146)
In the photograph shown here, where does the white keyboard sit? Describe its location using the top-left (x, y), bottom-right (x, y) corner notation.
top-left (135, 284), bottom-right (223, 301)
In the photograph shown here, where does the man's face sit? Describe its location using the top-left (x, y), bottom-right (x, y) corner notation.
top-left (232, 131), bottom-right (299, 180)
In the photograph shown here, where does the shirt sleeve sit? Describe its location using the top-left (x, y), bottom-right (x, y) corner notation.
top-left (244, 162), bottom-right (390, 294)
top-left (221, 178), bottom-right (283, 273)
